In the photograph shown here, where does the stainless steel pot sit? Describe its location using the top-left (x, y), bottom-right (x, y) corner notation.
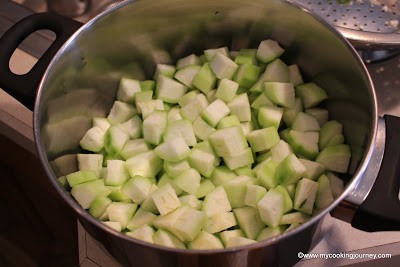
top-left (1, 0), bottom-right (400, 266)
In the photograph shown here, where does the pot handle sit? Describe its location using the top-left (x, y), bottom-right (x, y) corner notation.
top-left (0, 12), bottom-right (83, 111)
top-left (351, 115), bottom-right (400, 231)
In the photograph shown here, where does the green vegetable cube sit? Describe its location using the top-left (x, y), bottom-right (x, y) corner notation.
top-left (227, 93), bottom-right (251, 122)
top-left (206, 89), bottom-right (217, 102)
top-left (163, 160), bottom-right (191, 177)
top-left (141, 184), bottom-right (160, 214)
top-left (204, 47), bottom-right (230, 61)
top-left (195, 179), bottom-right (216, 199)
top-left (210, 52), bottom-right (238, 80)
top-left (201, 99), bottom-right (231, 127)
top-left (257, 226), bottom-right (286, 241)
top-left (153, 205), bottom-right (206, 242)
top-left (192, 116), bottom-right (216, 141)
top-left (305, 108), bottom-right (329, 127)
top-left (138, 99), bottom-right (164, 119)
top-left (154, 135), bottom-right (191, 162)
top-left (282, 97), bottom-right (303, 127)
top-left (125, 151), bottom-right (162, 178)
top-left (234, 64), bottom-right (261, 89)
top-left (126, 225), bottom-right (155, 244)
top-left (319, 120), bottom-right (343, 149)
top-left (179, 195), bottom-right (203, 210)
top-left (121, 139), bottom-right (151, 160)
top-left (294, 178), bottom-right (318, 215)
top-left (287, 130), bottom-right (319, 160)
top-left (315, 174), bottom-right (334, 211)
top-left (202, 186), bottom-right (232, 217)
top-left (107, 189), bottom-right (131, 203)
top-left (116, 78), bottom-right (141, 103)
top-left (295, 83), bottom-right (328, 108)
top-left (107, 101), bottom-right (136, 124)
top-left (173, 168), bottom-right (201, 195)
top-left (257, 188), bottom-right (285, 227)
top-left (156, 76), bottom-right (188, 104)
top-left (143, 110), bottom-right (167, 145)
top-left (234, 166), bottom-right (255, 178)
top-left (178, 90), bottom-right (199, 107)
top-left (280, 212), bottom-right (310, 225)
top-left (80, 126), bottom-right (106, 152)
top-left (89, 196), bottom-right (112, 219)
top-left (180, 94), bottom-right (209, 122)
top-left (256, 160), bottom-right (279, 189)
top-left (270, 140), bottom-right (293, 163)
top-left (223, 176), bottom-right (257, 208)
top-left (223, 147), bottom-right (254, 170)
top-left (120, 115), bottom-right (142, 139)
top-left (188, 149), bottom-right (215, 177)
top-left (215, 78), bottom-right (239, 103)
top-left (292, 112), bottom-right (320, 132)
top-left (104, 124), bottom-right (130, 157)
top-left (256, 39), bottom-right (285, 63)
top-left (327, 172), bottom-right (345, 199)
top-left (176, 53), bottom-right (201, 69)
top-left (244, 184), bottom-right (267, 208)
top-left (217, 115), bottom-right (241, 129)
top-left (316, 144), bottom-right (351, 173)
top-left (121, 176), bottom-right (154, 204)
top-left (105, 159), bottom-right (130, 186)
top-left (204, 212), bottom-right (237, 234)
top-left (167, 107), bottom-right (183, 123)
top-left (258, 106), bottom-right (283, 129)
top-left (298, 158), bottom-right (326, 181)
top-left (192, 62), bottom-right (217, 94)
top-left (288, 64), bottom-right (304, 86)
top-left (151, 183), bottom-right (181, 215)
top-left (134, 90), bottom-right (153, 113)
top-left (187, 230), bottom-right (224, 250)
top-left (234, 206), bottom-right (265, 239)
top-left (106, 202), bottom-right (138, 229)
top-left (66, 170), bottom-right (98, 187)
top-left (153, 229), bottom-right (186, 249)
top-left (263, 58), bottom-right (289, 83)
top-left (275, 153), bottom-right (307, 185)
top-left (275, 185), bottom-right (294, 214)
top-left (174, 65), bottom-right (201, 88)
top-left (250, 92), bottom-right (274, 110)
top-left (264, 82), bottom-right (295, 108)
top-left (139, 80), bottom-right (155, 91)
top-left (209, 126), bottom-right (248, 157)
top-left (71, 179), bottom-right (110, 209)
top-left (219, 230), bottom-right (245, 247)
top-left (246, 126), bottom-right (280, 152)
top-left (234, 49), bottom-right (257, 65)
top-left (210, 166), bottom-right (236, 186)
top-left (93, 117), bottom-right (111, 132)
top-left (153, 63), bottom-right (176, 80)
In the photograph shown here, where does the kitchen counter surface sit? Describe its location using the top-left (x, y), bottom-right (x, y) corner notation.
top-left (2, 48), bottom-right (400, 267)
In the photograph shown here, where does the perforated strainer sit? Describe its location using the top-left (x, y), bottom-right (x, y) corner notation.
top-left (292, 0), bottom-right (400, 48)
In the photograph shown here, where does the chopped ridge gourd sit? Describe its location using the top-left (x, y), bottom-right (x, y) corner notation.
top-left (65, 38), bottom-right (351, 250)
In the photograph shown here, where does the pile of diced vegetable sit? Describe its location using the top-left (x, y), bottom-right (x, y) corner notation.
top-left (58, 39), bottom-right (350, 250)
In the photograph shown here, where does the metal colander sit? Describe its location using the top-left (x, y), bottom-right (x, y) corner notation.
top-left (292, 0), bottom-right (400, 48)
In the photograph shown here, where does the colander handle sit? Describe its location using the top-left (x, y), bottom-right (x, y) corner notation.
top-left (338, 27), bottom-right (400, 49)
top-left (351, 115), bottom-right (400, 231)
top-left (0, 13), bottom-right (83, 110)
